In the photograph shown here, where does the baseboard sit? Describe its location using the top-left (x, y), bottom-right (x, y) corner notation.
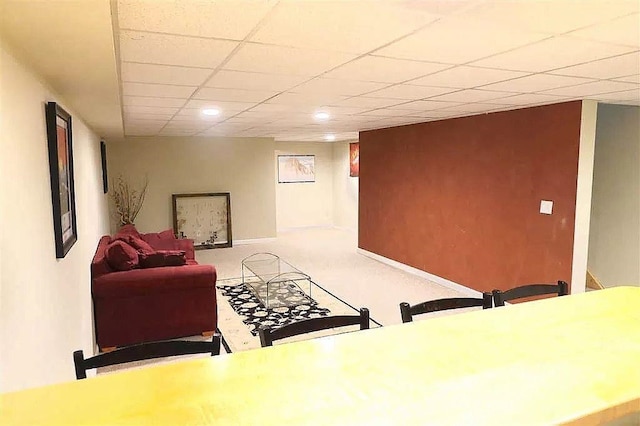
top-left (233, 237), bottom-right (277, 245)
top-left (356, 248), bottom-right (481, 297)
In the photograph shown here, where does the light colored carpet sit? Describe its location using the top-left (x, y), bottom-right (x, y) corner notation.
top-left (198, 227), bottom-right (468, 326)
top-left (98, 228), bottom-right (471, 375)
top-left (216, 277), bottom-right (382, 352)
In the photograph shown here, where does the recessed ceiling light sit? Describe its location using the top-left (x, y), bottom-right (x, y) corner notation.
top-left (202, 108), bottom-right (220, 116)
top-left (324, 134), bottom-right (336, 142)
top-left (314, 111), bottom-right (330, 121)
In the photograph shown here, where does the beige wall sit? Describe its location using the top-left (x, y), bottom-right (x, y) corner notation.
top-left (108, 137), bottom-right (277, 240)
top-left (275, 142), bottom-right (334, 230)
top-left (0, 40), bottom-right (110, 392)
top-left (332, 142), bottom-right (358, 231)
top-left (588, 104), bottom-right (640, 287)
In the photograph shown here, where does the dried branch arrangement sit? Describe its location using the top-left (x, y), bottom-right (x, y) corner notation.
top-left (111, 175), bottom-right (148, 226)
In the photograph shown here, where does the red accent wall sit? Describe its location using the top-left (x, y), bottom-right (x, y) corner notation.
top-left (359, 102), bottom-right (582, 293)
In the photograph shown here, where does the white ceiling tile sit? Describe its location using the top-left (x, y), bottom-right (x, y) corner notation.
top-left (205, 70), bottom-right (308, 91)
top-left (193, 87), bottom-right (279, 103)
top-left (266, 92), bottom-right (347, 107)
top-left (323, 56), bottom-right (450, 83)
top-left (251, 1), bottom-right (440, 54)
top-left (331, 97), bottom-right (406, 109)
top-left (385, 100), bottom-right (464, 111)
top-left (123, 105), bottom-right (179, 115)
top-left (437, 103), bottom-right (510, 113)
top-left (292, 78), bottom-right (389, 97)
top-left (460, 1), bottom-right (639, 34)
top-left (614, 74), bottom-right (640, 84)
top-left (358, 108), bottom-right (425, 117)
top-left (549, 52), bottom-right (640, 79)
top-left (124, 112), bottom-right (175, 120)
top-left (408, 66), bottom-right (529, 88)
top-left (246, 103), bottom-right (299, 114)
top-left (117, 0), bottom-right (275, 40)
top-left (122, 82), bottom-right (197, 98)
top-left (170, 112), bottom-right (224, 123)
top-left (591, 89), bottom-right (640, 102)
top-left (428, 89), bottom-right (512, 103)
top-left (487, 93), bottom-right (570, 105)
top-left (223, 43), bottom-right (357, 76)
top-left (568, 13), bottom-right (640, 48)
top-left (472, 36), bottom-right (635, 72)
top-left (121, 62), bottom-right (212, 85)
top-left (480, 74), bottom-right (595, 93)
top-left (541, 80), bottom-right (639, 96)
top-left (123, 96), bottom-right (186, 108)
top-left (376, 17), bottom-right (549, 64)
top-left (182, 100), bottom-right (256, 111)
top-left (119, 31), bottom-right (238, 68)
top-left (124, 119), bottom-right (167, 127)
top-left (365, 84), bottom-right (455, 100)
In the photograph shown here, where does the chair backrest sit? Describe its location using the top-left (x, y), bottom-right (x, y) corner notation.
top-left (492, 281), bottom-right (569, 307)
top-left (258, 308), bottom-right (370, 347)
top-left (399, 293), bottom-right (493, 323)
top-left (73, 335), bottom-right (221, 380)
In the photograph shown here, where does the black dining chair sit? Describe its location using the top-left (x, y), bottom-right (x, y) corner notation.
top-left (73, 334), bottom-right (221, 380)
top-left (258, 308), bottom-right (370, 347)
top-left (492, 280), bottom-right (569, 307)
top-left (399, 293), bottom-right (493, 323)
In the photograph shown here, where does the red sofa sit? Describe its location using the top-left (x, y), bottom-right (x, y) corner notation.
top-left (91, 225), bottom-right (217, 351)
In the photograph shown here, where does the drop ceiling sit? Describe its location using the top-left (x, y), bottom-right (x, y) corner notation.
top-left (2, 1), bottom-right (640, 142)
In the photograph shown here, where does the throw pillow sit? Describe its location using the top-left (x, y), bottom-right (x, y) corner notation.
top-left (139, 250), bottom-right (187, 269)
top-left (105, 240), bottom-right (140, 271)
top-left (117, 235), bottom-right (155, 256)
top-left (113, 224), bottom-right (142, 241)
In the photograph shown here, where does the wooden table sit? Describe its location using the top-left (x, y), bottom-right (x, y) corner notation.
top-left (2, 287), bottom-right (639, 425)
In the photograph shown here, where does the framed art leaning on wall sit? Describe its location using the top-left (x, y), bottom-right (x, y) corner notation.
top-left (172, 193), bottom-right (232, 249)
top-left (45, 102), bottom-right (78, 258)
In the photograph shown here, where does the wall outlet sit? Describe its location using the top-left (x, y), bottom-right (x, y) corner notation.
top-left (540, 200), bottom-right (553, 215)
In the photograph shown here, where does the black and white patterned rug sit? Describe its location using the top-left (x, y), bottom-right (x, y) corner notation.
top-left (217, 280), bottom-right (331, 336)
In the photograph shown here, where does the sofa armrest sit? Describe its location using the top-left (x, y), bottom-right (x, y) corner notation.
top-left (175, 239), bottom-right (195, 260)
top-left (93, 264), bottom-right (216, 298)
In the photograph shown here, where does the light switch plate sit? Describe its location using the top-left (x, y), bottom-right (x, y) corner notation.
top-left (540, 200), bottom-right (553, 215)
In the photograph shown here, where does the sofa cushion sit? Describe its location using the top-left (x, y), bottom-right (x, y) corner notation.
top-left (105, 240), bottom-right (140, 271)
top-left (139, 250), bottom-right (187, 268)
top-left (141, 229), bottom-right (177, 250)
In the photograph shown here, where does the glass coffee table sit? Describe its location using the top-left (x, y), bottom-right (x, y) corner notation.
top-left (241, 253), bottom-right (313, 309)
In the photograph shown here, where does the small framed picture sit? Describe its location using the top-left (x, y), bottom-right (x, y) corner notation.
top-left (45, 102), bottom-right (77, 258)
top-left (278, 155), bottom-right (315, 183)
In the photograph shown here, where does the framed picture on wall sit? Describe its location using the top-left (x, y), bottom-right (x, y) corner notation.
top-left (349, 143), bottom-right (359, 177)
top-left (172, 193), bottom-right (232, 249)
top-left (45, 102), bottom-right (78, 258)
top-left (278, 155), bottom-right (315, 183)
top-left (100, 141), bottom-right (108, 193)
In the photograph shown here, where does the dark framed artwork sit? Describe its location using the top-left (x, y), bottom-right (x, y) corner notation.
top-left (349, 142), bottom-right (359, 177)
top-left (100, 141), bottom-right (108, 193)
top-left (172, 193), bottom-right (232, 249)
top-left (277, 155), bottom-right (315, 183)
top-left (45, 102), bottom-right (77, 258)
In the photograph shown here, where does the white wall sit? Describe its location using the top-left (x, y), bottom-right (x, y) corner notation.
top-left (588, 104), bottom-right (640, 287)
top-left (332, 141), bottom-right (359, 231)
top-left (275, 142), bottom-right (334, 230)
top-left (0, 40), bottom-right (110, 392)
top-left (108, 137), bottom-right (277, 240)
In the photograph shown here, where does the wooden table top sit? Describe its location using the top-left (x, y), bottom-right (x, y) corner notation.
top-left (2, 287), bottom-right (639, 425)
